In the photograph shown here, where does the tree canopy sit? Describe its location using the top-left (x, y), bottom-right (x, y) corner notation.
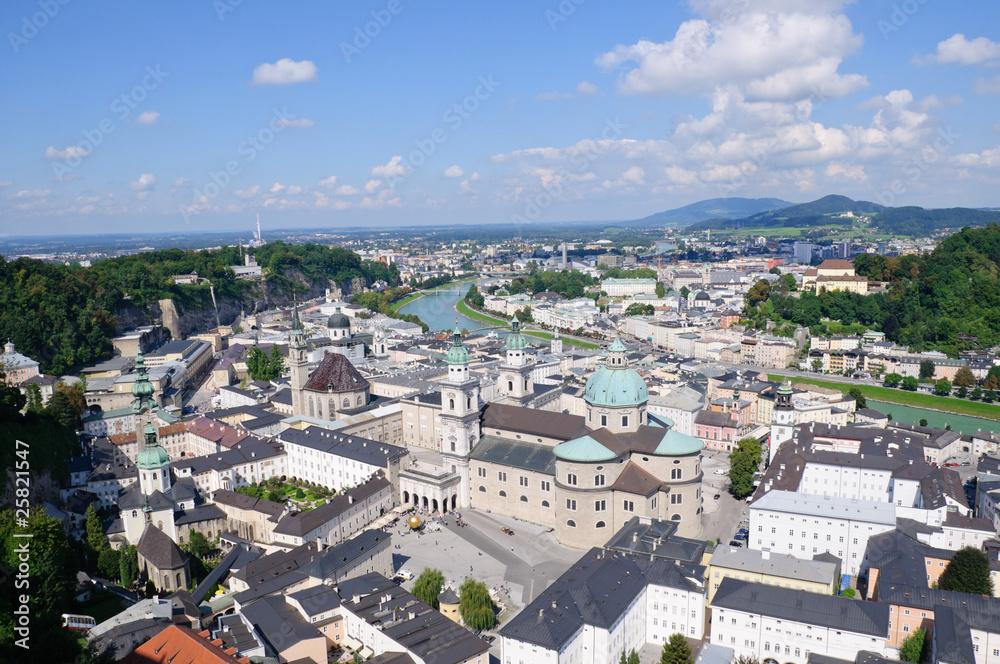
top-left (412, 568), bottom-right (445, 609)
top-left (659, 633), bottom-right (693, 664)
top-left (459, 577), bottom-right (496, 631)
top-left (729, 437), bottom-right (763, 499)
top-left (938, 547), bottom-right (993, 595)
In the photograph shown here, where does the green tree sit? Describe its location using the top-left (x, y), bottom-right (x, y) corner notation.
top-left (919, 359), bottom-right (936, 380)
top-left (268, 344), bottom-right (285, 378)
top-left (459, 577), bottom-right (496, 630)
top-left (957, 385), bottom-right (968, 398)
top-left (655, 281), bottom-right (666, 297)
top-left (624, 303), bottom-right (655, 316)
top-left (187, 529), bottom-right (211, 558)
top-left (746, 280), bottom-right (771, 305)
top-left (848, 387), bottom-right (867, 409)
top-left (953, 366), bottom-right (976, 387)
top-left (972, 387), bottom-right (984, 400)
top-left (97, 547), bottom-right (121, 581)
top-left (412, 568), bottom-right (445, 609)
top-left (919, 419), bottom-right (928, 427)
top-left (934, 379), bottom-right (952, 396)
top-left (728, 437), bottom-right (762, 499)
top-left (23, 381), bottom-right (44, 413)
top-left (900, 627), bottom-right (927, 663)
top-left (85, 503), bottom-right (106, 554)
top-left (628, 650), bottom-right (640, 664)
top-left (119, 544), bottom-right (138, 588)
top-left (901, 376), bottom-right (920, 391)
top-left (884, 373), bottom-right (902, 388)
top-left (679, 286), bottom-right (690, 299)
top-left (938, 547), bottom-right (993, 595)
top-left (811, 359), bottom-right (823, 372)
top-left (514, 306), bottom-right (533, 323)
top-left (659, 633), bottom-right (693, 664)
top-left (246, 346), bottom-right (271, 381)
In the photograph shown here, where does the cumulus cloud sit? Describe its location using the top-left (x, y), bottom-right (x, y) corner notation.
top-left (251, 58), bottom-right (318, 85)
top-left (135, 111), bottom-right (160, 125)
top-left (369, 156), bottom-right (409, 180)
top-left (318, 176), bottom-right (338, 188)
top-left (918, 34), bottom-right (1000, 66)
top-left (460, 172), bottom-right (481, 193)
top-left (576, 81), bottom-right (598, 96)
top-left (45, 145), bottom-right (89, 160)
top-left (334, 184), bottom-right (360, 196)
top-left (234, 185), bottom-right (261, 199)
top-left (596, 3), bottom-right (867, 101)
top-left (129, 173), bottom-right (156, 200)
top-left (270, 183), bottom-right (304, 195)
top-left (364, 179), bottom-right (383, 193)
top-left (275, 117), bottom-right (315, 129)
top-left (443, 165), bottom-right (466, 178)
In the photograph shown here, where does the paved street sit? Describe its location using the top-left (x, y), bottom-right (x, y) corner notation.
top-left (699, 451), bottom-right (749, 545)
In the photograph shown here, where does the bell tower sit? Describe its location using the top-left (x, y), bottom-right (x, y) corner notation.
top-left (289, 304), bottom-right (310, 416)
top-left (769, 379), bottom-right (795, 464)
top-left (497, 317), bottom-right (534, 407)
top-left (440, 326), bottom-right (480, 507)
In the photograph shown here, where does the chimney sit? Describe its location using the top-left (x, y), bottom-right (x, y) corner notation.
top-left (551, 600), bottom-right (557, 610)
top-left (761, 549), bottom-right (770, 560)
top-left (632, 532), bottom-right (639, 543)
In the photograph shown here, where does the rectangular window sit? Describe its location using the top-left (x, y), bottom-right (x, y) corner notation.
top-left (519, 476), bottom-right (528, 487)
top-left (595, 474), bottom-right (605, 486)
top-left (566, 499), bottom-right (577, 511)
top-left (601, 415), bottom-right (608, 427)
top-left (623, 500), bottom-right (634, 512)
top-left (498, 471), bottom-right (507, 482)
top-left (540, 480), bottom-right (551, 492)
top-left (478, 467), bottom-right (486, 478)
top-left (622, 415), bottom-right (629, 427)
top-left (595, 500), bottom-right (606, 511)
top-left (567, 473), bottom-right (578, 486)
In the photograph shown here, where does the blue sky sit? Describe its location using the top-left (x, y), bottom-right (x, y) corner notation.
top-left (1, 0), bottom-right (999, 235)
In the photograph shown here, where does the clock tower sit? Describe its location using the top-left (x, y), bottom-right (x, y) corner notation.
top-left (439, 326), bottom-right (480, 507)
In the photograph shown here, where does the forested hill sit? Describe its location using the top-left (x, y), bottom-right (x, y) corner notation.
top-left (0, 242), bottom-right (398, 374)
top-left (685, 194), bottom-right (1000, 236)
top-left (748, 224), bottom-right (1000, 355)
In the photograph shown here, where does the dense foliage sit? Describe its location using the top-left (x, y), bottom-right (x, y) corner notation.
top-left (412, 568), bottom-right (445, 609)
top-left (459, 577), bottom-right (496, 630)
top-left (728, 437), bottom-right (763, 499)
top-left (351, 286), bottom-right (428, 332)
top-left (938, 547), bottom-right (993, 595)
top-left (507, 269), bottom-right (596, 299)
top-left (659, 633), bottom-right (694, 664)
top-left (246, 345), bottom-right (285, 381)
top-left (0, 373), bottom-right (79, 489)
top-left (745, 224), bottom-right (1000, 355)
top-left (900, 628), bottom-right (927, 663)
top-left (0, 243), bottom-right (397, 374)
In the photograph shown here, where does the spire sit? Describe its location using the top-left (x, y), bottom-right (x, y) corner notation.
top-left (131, 350), bottom-right (156, 413)
top-left (291, 301), bottom-right (303, 333)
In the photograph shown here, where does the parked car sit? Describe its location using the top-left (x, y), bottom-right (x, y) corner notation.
top-left (728, 540), bottom-right (744, 547)
top-left (396, 569), bottom-right (414, 581)
top-left (736, 528), bottom-right (749, 536)
top-left (482, 635), bottom-right (496, 644)
top-left (734, 532), bottom-right (747, 542)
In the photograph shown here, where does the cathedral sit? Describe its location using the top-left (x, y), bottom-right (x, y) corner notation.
top-left (400, 320), bottom-right (706, 550)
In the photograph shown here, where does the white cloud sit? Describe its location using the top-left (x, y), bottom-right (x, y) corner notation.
top-left (275, 117), bottom-right (315, 129)
top-left (251, 58), bottom-right (318, 85)
top-left (364, 179), bottom-right (383, 193)
top-left (825, 162), bottom-right (867, 181)
top-left (576, 81), bottom-right (598, 96)
top-left (596, 3), bottom-right (867, 101)
top-left (974, 76), bottom-right (1000, 95)
top-left (536, 91), bottom-right (573, 101)
top-left (335, 184), bottom-right (360, 196)
top-left (269, 183), bottom-right (304, 195)
top-left (172, 178), bottom-right (190, 187)
top-left (459, 172), bottom-right (481, 193)
top-left (11, 189), bottom-right (51, 198)
top-left (443, 165), bottom-right (466, 178)
top-left (369, 156), bottom-right (409, 180)
top-left (45, 145), bottom-right (89, 160)
top-left (130, 173), bottom-right (156, 200)
top-left (270, 183), bottom-right (286, 194)
top-left (135, 111), bottom-right (160, 125)
top-left (234, 185), bottom-right (261, 199)
top-left (318, 175), bottom-right (338, 188)
top-left (918, 34), bottom-right (1000, 66)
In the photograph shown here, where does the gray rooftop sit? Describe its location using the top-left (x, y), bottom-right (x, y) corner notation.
top-left (709, 544), bottom-right (838, 584)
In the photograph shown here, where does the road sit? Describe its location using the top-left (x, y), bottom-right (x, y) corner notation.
top-left (699, 451), bottom-right (750, 545)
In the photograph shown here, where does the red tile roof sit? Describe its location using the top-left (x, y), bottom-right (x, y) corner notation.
top-left (303, 353), bottom-right (369, 393)
top-left (121, 625), bottom-right (250, 664)
top-left (185, 417), bottom-right (251, 449)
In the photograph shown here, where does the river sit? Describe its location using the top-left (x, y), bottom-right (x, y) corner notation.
top-left (867, 400), bottom-right (999, 436)
top-left (397, 287), bottom-right (482, 333)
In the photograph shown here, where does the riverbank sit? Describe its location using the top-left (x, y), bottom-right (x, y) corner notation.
top-left (768, 374), bottom-right (1000, 422)
top-left (390, 277), bottom-right (475, 313)
top-left (455, 299), bottom-right (599, 349)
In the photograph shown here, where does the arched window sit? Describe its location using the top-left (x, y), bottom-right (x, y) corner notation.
top-left (596, 521), bottom-right (606, 528)
top-left (176, 573), bottom-right (182, 587)
top-left (357, 395), bottom-right (363, 405)
top-left (507, 380), bottom-right (513, 392)
top-left (132, 510), bottom-right (137, 518)
top-left (499, 490), bottom-right (507, 497)
top-left (308, 397), bottom-right (314, 417)
top-left (342, 398), bottom-right (349, 408)
top-left (542, 500), bottom-right (550, 507)
top-left (157, 520), bottom-right (163, 530)
top-left (671, 514), bottom-right (682, 521)
top-left (566, 520), bottom-right (576, 527)
top-left (520, 495), bottom-right (528, 502)
top-left (152, 472), bottom-right (157, 480)
top-left (449, 398), bottom-right (455, 410)
top-left (467, 397), bottom-right (472, 409)
top-left (479, 486), bottom-right (486, 492)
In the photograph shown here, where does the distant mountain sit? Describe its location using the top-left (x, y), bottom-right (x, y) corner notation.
top-left (872, 206), bottom-right (1000, 236)
top-left (686, 194), bottom-right (885, 232)
top-left (631, 197), bottom-right (792, 227)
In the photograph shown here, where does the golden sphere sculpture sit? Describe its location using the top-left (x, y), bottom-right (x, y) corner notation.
top-left (407, 514), bottom-right (423, 530)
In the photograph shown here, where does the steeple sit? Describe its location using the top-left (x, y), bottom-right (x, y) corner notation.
top-left (131, 351), bottom-right (156, 413)
top-left (291, 302), bottom-right (303, 334)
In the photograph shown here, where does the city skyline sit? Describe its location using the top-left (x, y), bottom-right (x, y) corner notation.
top-left (3, 1), bottom-right (1000, 234)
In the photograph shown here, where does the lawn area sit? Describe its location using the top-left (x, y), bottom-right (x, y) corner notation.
top-left (768, 374), bottom-right (1000, 422)
top-left (76, 592), bottom-right (125, 623)
top-left (455, 299), bottom-right (599, 349)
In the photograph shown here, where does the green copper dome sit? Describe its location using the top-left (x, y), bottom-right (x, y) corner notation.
top-left (584, 364), bottom-right (649, 407)
top-left (136, 421), bottom-right (169, 470)
top-left (446, 327), bottom-right (469, 365)
top-left (505, 317), bottom-right (527, 351)
top-left (653, 428), bottom-right (704, 456)
top-left (554, 435), bottom-right (618, 462)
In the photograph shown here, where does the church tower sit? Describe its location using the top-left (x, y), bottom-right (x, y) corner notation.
top-left (439, 326), bottom-right (480, 507)
top-left (288, 304), bottom-right (310, 416)
top-left (582, 334), bottom-right (648, 434)
top-left (497, 317), bottom-right (534, 407)
top-left (769, 379), bottom-right (795, 465)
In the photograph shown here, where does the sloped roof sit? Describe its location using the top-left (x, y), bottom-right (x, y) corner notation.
top-left (481, 403), bottom-right (587, 441)
top-left (121, 625), bottom-right (250, 664)
top-left (137, 524), bottom-right (188, 571)
top-left (609, 461), bottom-right (662, 496)
top-left (303, 353), bottom-right (369, 393)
